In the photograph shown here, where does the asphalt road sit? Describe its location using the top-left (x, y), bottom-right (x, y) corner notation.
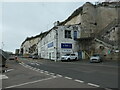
top-left (19, 58), bottom-right (119, 89)
top-left (2, 59), bottom-right (99, 89)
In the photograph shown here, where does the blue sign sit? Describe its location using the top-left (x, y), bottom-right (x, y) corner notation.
top-left (48, 42), bottom-right (54, 48)
top-left (61, 43), bottom-right (72, 48)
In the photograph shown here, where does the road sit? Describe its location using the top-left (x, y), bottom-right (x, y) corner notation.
top-left (2, 58), bottom-right (119, 89)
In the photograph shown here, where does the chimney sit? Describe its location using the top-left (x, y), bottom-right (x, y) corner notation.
top-left (54, 21), bottom-right (60, 26)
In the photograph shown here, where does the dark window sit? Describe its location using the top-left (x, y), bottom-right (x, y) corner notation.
top-left (71, 54), bottom-right (75, 56)
top-left (65, 30), bottom-right (71, 38)
top-left (74, 31), bottom-right (77, 40)
top-left (65, 54), bottom-right (70, 56)
top-left (73, 26), bottom-right (78, 30)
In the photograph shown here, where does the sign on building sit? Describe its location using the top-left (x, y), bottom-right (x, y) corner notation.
top-left (61, 43), bottom-right (72, 49)
top-left (48, 42), bottom-right (54, 48)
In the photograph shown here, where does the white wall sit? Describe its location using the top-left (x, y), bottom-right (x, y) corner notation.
top-left (38, 25), bottom-right (81, 60)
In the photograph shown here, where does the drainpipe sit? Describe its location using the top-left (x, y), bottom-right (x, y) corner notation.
top-left (55, 29), bottom-right (58, 62)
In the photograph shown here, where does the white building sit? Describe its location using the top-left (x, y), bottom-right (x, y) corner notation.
top-left (38, 24), bottom-right (81, 61)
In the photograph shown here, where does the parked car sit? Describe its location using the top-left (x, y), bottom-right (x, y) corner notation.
top-left (32, 55), bottom-right (39, 59)
top-left (90, 54), bottom-right (102, 63)
top-left (28, 55), bottom-right (32, 58)
top-left (61, 53), bottom-right (78, 61)
top-left (9, 55), bottom-right (15, 60)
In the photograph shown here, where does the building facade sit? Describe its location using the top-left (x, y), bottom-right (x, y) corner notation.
top-left (20, 2), bottom-right (120, 60)
top-left (20, 34), bottom-right (43, 56)
top-left (38, 25), bottom-right (81, 60)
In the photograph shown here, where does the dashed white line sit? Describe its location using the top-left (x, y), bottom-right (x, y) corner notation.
top-left (36, 63), bottom-right (39, 65)
top-left (0, 75), bottom-right (8, 79)
top-left (46, 74), bottom-right (50, 75)
top-left (29, 67), bottom-right (34, 69)
top-left (5, 69), bottom-right (14, 72)
top-left (35, 69), bottom-right (40, 71)
top-left (40, 70), bottom-right (44, 72)
top-left (32, 68), bottom-right (37, 70)
top-left (74, 79), bottom-right (84, 83)
top-left (65, 77), bottom-right (72, 80)
top-left (50, 73), bottom-right (55, 75)
top-left (40, 71), bottom-right (44, 73)
top-left (56, 74), bottom-right (63, 77)
top-left (87, 83), bottom-right (100, 87)
top-left (44, 71), bottom-right (48, 73)
top-left (26, 65), bottom-right (31, 68)
top-left (19, 62), bottom-right (103, 88)
top-left (52, 76), bottom-right (57, 78)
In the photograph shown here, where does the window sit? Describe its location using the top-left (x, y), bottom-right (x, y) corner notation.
top-left (65, 30), bottom-right (71, 38)
top-left (74, 31), bottom-right (77, 40)
top-left (71, 54), bottom-right (75, 56)
top-left (73, 26), bottom-right (78, 30)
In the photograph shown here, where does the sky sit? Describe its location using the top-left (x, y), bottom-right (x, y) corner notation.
top-left (0, 0), bottom-right (98, 53)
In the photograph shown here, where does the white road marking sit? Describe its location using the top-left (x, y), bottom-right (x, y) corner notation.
top-left (56, 74), bottom-right (63, 77)
top-left (46, 74), bottom-right (50, 75)
top-left (65, 77), bottom-right (72, 80)
top-left (30, 63), bottom-right (35, 65)
top-left (44, 71), bottom-right (48, 73)
top-left (5, 77), bottom-right (57, 88)
top-left (35, 69), bottom-right (40, 71)
top-left (88, 83), bottom-right (100, 87)
top-left (52, 76), bottom-right (57, 78)
top-left (24, 65), bottom-right (29, 68)
top-left (50, 73), bottom-right (55, 75)
top-left (29, 67), bottom-right (34, 69)
top-left (40, 70), bottom-right (44, 72)
top-left (5, 69), bottom-right (14, 72)
top-left (74, 79), bottom-right (84, 83)
top-left (36, 63), bottom-right (39, 65)
top-left (32, 68), bottom-right (37, 70)
top-left (27, 66), bottom-right (31, 68)
top-left (0, 75), bottom-right (8, 79)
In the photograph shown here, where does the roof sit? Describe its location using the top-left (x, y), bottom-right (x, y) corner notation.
top-left (59, 6), bottom-right (83, 25)
top-left (21, 25), bottom-right (58, 46)
top-left (21, 31), bottom-right (49, 46)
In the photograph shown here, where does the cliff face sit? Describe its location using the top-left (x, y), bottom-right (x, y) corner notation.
top-left (96, 6), bottom-right (118, 33)
top-left (59, 2), bottom-right (119, 35)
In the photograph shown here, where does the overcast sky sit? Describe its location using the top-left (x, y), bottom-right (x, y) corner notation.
top-left (1, 1), bottom-right (97, 53)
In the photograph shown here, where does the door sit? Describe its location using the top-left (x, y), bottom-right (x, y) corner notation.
top-left (78, 51), bottom-right (82, 60)
top-left (49, 53), bottom-right (51, 60)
